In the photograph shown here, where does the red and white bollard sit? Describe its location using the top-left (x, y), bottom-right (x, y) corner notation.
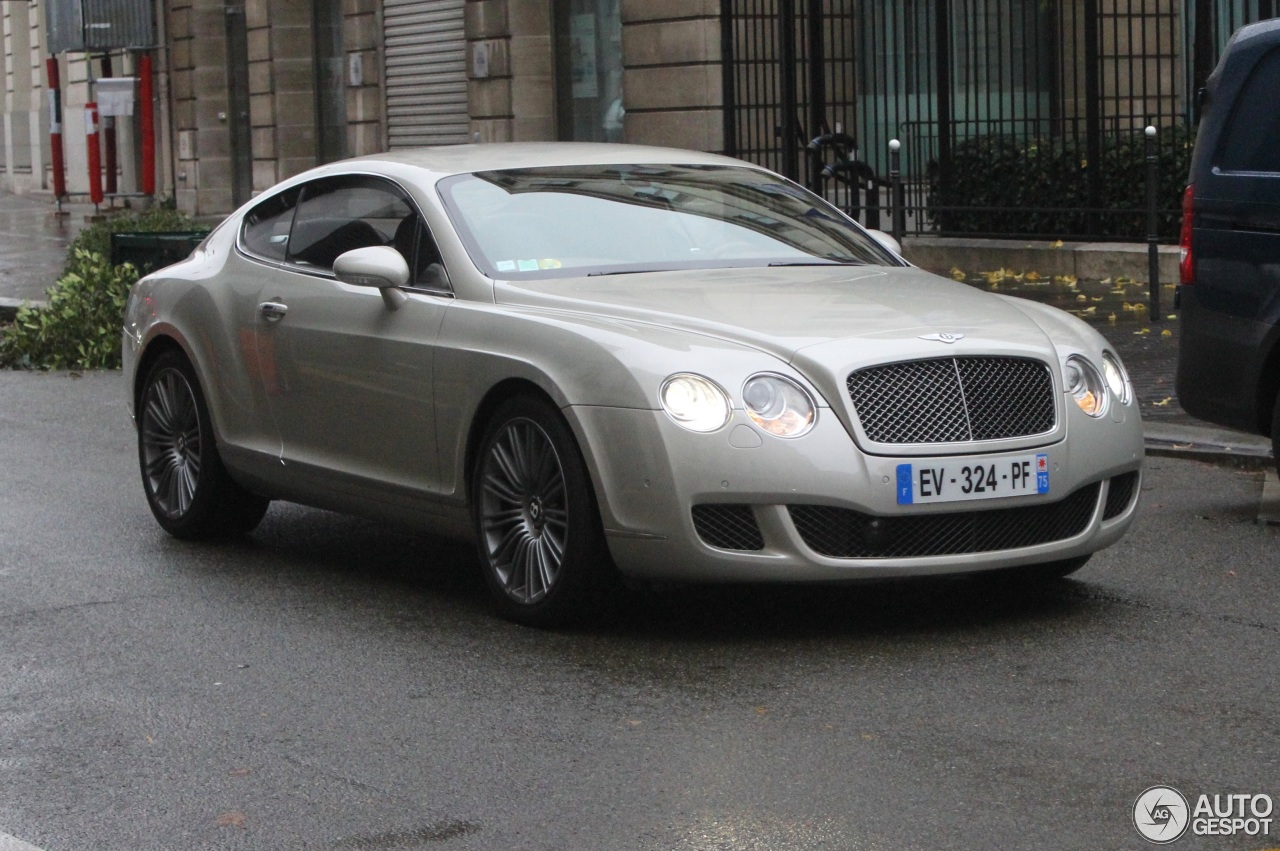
top-left (139, 51), bottom-right (155, 197)
top-left (45, 57), bottom-right (67, 200)
top-left (85, 101), bottom-right (103, 206)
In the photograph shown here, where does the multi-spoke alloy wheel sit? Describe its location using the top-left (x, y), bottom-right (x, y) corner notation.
top-left (140, 366), bottom-right (204, 520)
top-left (136, 351), bottom-right (269, 538)
top-left (473, 396), bottom-right (609, 626)
top-left (479, 417), bottom-right (568, 605)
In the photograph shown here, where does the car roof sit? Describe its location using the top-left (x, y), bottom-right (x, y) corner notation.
top-left (343, 142), bottom-right (752, 178)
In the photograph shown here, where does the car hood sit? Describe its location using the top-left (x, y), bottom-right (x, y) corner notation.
top-left (496, 265), bottom-right (1060, 367)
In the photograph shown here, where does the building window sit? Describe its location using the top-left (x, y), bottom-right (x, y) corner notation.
top-left (554, 0), bottom-right (623, 142)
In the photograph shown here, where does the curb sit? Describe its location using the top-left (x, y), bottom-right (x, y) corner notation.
top-left (1143, 438), bottom-right (1273, 470)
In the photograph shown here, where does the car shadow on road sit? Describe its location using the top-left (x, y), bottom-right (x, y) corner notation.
top-left (161, 502), bottom-right (1111, 644)
top-left (603, 573), bottom-right (1107, 642)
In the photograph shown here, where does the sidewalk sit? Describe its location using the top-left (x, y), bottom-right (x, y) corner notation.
top-left (0, 191), bottom-right (1271, 467)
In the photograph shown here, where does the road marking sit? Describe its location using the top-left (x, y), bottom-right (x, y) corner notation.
top-left (1257, 469), bottom-right (1280, 526)
top-left (0, 833), bottom-right (46, 851)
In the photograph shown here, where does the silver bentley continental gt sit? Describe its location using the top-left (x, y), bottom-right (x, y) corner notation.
top-left (123, 143), bottom-right (1144, 626)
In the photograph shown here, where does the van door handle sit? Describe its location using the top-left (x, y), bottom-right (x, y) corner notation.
top-left (259, 301), bottom-right (288, 321)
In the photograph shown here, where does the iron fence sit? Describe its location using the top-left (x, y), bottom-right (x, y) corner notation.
top-left (722, 0), bottom-right (1276, 241)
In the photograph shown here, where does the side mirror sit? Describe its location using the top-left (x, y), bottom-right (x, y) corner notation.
top-left (333, 246), bottom-right (411, 310)
top-left (865, 229), bottom-right (902, 257)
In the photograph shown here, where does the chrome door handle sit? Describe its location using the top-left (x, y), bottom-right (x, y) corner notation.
top-left (258, 301), bottom-right (288, 321)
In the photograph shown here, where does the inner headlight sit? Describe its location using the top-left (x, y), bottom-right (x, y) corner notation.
top-left (742, 374), bottom-right (816, 437)
top-left (660, 373), bottom-right (731, 433)
top-left (1101, 351), bottom-right (1131, 405)
top-left (1064, 355), bottom-right (1107, 417)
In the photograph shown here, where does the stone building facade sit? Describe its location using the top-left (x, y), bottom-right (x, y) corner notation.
top-left (1, 0), bottom-right (1209, 219)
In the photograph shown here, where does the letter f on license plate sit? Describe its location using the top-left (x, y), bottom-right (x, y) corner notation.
top-left (896, 453), bottom-right (1050, 505)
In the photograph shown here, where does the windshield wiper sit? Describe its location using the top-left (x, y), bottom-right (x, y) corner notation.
top-left (586, 268), bottom-right (671, 277)
top-left (767, 259), bottom-right (864, 267)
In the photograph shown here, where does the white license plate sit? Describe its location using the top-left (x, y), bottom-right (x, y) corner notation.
top-left (895, 453), bottom-right (1049, 505)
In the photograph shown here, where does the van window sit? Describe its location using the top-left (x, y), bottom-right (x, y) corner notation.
top-left (1217, 47), bottom-right (1280, 174)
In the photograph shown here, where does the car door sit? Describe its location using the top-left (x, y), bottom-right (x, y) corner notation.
top-left (250, 173), bottom-right (452, 503)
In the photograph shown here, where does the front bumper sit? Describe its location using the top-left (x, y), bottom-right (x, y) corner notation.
top-left (569, 403), bottom-right (1144, 583)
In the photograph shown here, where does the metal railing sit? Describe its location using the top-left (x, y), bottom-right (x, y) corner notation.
top-left (722, 0), bottom-right (1276, 240)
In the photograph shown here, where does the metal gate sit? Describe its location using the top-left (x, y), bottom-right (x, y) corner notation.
top-left (722, 0), bottom-right (1277, 240)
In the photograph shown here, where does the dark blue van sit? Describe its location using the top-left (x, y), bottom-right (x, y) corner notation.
top-left (1176, 18), bottom-right (1280, 465)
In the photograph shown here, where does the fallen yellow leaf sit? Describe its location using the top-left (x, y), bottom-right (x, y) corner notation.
top-left (1024, 270), bottom-right (1042, 281)
top-left (1135, 327), bottom-right (1151, 335)
top-left (1161, 329), bottom-right (1173, 337)
top-left (1107, 313), bottom-right (1117, 323)
top-left (1076, 294), bottom-right (1088, 302)
top-left (1152, 397), bottom-right (1172, 406)
top-left (1091, 296), bottom-right (1103, 302)
top-left (1050, 240), bottom-right (1064, 248)
top-left (1100, 277), bottom-right (1113, 285)
top-left (1081, 306), bottom-right (1096, 314)
top-left (949, 266), bottom-right (966, 281)
top-left (1167, 314), bottom-right (1177, 320)
top-left (1054, 274), bottom-right (1078, 285)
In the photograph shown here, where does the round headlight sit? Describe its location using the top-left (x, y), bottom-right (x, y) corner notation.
top-left (1101, 351), bottom-right (1131, 405)
top-left (660, 373), bottom-right (731, 433)
top-left (742, 374), bottom-right (816, 437)
top-left (1064, 355), bottom-right (1107, 417)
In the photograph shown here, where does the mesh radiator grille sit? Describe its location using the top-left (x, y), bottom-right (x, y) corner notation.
top-left (846, 356), bottom-right (1055, 444)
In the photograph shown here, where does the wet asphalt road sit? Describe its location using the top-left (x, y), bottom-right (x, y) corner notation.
top-left (1, 370), bottom-right (1278, 851)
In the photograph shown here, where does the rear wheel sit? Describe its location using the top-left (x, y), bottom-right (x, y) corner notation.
top-left (137, 351), bottom-right (269, 538)
top-left (471, 395), bottom-right (610, 627)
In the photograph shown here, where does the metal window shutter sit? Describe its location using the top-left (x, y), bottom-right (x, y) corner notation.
top-left (384, 0), bottom-right (469, 148)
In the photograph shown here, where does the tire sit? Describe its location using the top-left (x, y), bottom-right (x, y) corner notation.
top-left (1270, 391), bottom-right (1280, 480)
top-left (137, 351), bottom-right (270, 539)
top-left (471, 394), bottom-right (611, 627)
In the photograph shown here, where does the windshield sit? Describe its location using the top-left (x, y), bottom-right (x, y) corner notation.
top-left (436, 163), bottom-right (898, 279)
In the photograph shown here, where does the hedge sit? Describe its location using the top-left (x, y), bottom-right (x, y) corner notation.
top-left (926, 124), bottom-right (1195, 240)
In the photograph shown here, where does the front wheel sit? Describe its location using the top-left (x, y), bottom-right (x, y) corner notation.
top-left (471, 395), bottom-right (611, 627)
top-left (137, 351), bottom-right (269, 538)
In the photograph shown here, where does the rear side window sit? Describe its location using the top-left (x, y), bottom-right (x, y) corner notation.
top-left (241, 187), bottom-right (301, 261)
top-left (1217, 47), bottom-right (1280, 173)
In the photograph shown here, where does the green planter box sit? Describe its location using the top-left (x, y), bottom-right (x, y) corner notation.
top-left (109, 231), bottom-right (210, 273)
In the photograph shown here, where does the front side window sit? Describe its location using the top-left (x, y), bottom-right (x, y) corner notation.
top-left (288, 176), bottom-right (416, 270)
top-left (437, 163), bottom-right (899, 279)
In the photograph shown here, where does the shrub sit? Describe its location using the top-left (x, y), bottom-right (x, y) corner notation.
top-left (0, 205), bottom-right (206, 370)
top-left (0, 250), bottom-right (137, 370)
top-left (65, 203), bottom-right (203, 268)
top-left (927, 124), bottom-right (1194, 239)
